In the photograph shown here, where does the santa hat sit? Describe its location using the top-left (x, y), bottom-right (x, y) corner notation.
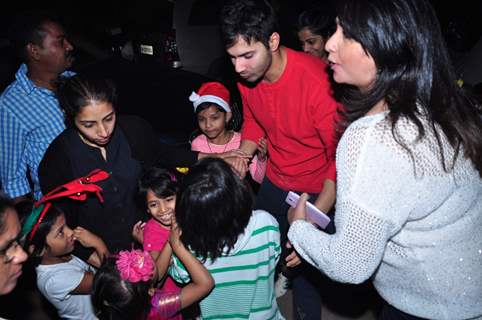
top-left (189, 82), bottom-right (231, 112)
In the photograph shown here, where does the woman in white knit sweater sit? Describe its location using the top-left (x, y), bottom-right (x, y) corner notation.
top-left (287, 0), bottom-right (482, 319)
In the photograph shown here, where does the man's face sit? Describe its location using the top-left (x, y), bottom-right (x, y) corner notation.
top-left (226, 36), bottom-right (272, 83)
top-left (0, 209), bottom-right (27, 295)
top-left (35, 21), bottom-right (74, 74)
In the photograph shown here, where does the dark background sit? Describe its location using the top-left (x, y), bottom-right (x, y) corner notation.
top-left (0, 0), bottom-right (480, 142)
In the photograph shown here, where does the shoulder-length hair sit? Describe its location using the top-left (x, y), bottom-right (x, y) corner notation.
top-left (335, 0), bottom-right (482, 176)
top-left (175, 158), bottom-right (252, 262)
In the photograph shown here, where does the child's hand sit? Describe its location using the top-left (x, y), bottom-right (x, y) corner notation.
top-left (168, 217), bottom-right (183, 250)
top-left (257, 137), bottom-right (268, 161)
top-left (73, 227), bottom-right (102, 248)
top-left (132, 220), bottom-right (146, 244)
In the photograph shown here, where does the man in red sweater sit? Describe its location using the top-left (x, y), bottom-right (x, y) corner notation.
top-left (221, 1), bottom-right (341, 319)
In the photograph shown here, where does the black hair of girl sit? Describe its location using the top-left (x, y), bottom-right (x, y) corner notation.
top-left (195, 101), bottom-right (242, 132)
top-left (334, 0), bottom-right (482, 176)
top-left (175, 158), bottom-right (252, 262)
top-left (296, 6), bottom-right (336, 39)
top-left (16, 201), bottom-right (64, 266)
top-left (0, 196), bottom-right (15, 234)
top-left (138, 167), bottom-right (180, 207)
top-left (57, 74), bottom-right (117, 127)
top-left (92, 257), bottom-right (151, 320)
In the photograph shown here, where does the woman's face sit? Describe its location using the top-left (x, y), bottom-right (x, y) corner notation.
top-left (325, 20), bottom-right (377, 91)
top-left (298, 27), bottom-right (327, 60)
top-left (0, 209), bottom-right (28, 295)
top-left (74, 101), bottom-right (116, 147)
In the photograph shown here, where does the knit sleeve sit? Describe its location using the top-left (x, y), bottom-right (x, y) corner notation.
top-left (288, 116), bottom-right (419, 284)
top-left (288, 203), bottom-right (393, 284)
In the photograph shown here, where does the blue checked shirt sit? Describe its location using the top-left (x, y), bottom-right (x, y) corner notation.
top-left (0, 64), bottom-right (74, 199)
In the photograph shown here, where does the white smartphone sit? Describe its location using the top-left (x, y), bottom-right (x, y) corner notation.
top-left (285, 191), bottom-right (331, 229)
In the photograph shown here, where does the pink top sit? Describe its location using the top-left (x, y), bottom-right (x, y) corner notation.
top-left (144, 219), bottom-right (182, 320)
top-left (191, 131), bottom-right (266, 183)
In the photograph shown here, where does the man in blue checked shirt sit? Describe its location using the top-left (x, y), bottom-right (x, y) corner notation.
top-left (0, 12), bottom-right (75, 202)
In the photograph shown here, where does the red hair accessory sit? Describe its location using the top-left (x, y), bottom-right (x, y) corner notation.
top-left (24, 169), bottom-right (110, 241)
top-left (116, 249), bottom-right (155, 283)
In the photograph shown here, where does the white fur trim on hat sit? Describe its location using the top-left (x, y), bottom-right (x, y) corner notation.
top-left (189, 92), bottom-right (231, 113)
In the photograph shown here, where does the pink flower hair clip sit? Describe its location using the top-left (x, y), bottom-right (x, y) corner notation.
top-left (116, 249), bottom-right (155, 283)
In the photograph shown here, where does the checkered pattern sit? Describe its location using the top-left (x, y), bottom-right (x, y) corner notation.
top-left (0, 64), bottom-right (74, 199)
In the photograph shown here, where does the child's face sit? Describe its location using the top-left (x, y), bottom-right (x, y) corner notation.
top-left (44, 214), bottom-right (75, 257)
top-left (196, 105), bottom-right (231, 141)
top-left (146, 189), bottom-right (175, 228)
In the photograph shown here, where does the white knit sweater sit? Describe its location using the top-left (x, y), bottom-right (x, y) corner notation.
top-left (288, 111), bottom-right (482, 320)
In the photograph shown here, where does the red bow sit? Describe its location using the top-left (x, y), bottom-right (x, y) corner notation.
top-left (27, 169), bottom-right (110, 241)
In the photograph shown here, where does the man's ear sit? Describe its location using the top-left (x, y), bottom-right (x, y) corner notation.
top-left (26, 43), bottom-right (41, 61)
top-left (268, 32), bottom-right (281, 52)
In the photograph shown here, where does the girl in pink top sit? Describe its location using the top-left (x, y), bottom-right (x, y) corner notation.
top-left (189, 82), bottom-right (267, 184)
top-left (137, 167), bottom-right (183, 320)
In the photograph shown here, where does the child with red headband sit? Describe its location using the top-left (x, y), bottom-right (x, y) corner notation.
top-left (19, 170), bottom-right (110, 319)
top-left (189, 82), bottom-right (267, 184)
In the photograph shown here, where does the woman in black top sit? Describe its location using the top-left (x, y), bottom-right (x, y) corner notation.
top-left (38, 75), bottom-right (203, 260)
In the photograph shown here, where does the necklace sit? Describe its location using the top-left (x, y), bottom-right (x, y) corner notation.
top-left (206, 131), bottom-right (233, 154)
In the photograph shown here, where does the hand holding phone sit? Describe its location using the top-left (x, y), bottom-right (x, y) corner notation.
top-left (285, 191), bottom-right (331, 229)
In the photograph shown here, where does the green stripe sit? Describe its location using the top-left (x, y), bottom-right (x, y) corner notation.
top-left (234, 241), bottom-right (281, 256)
top-left (215, 267), bottom-right (276, 288)
top-left (209, 254), bottom-right (278, 274)
top-left (203, 295), bottom-right (278, 320)
top-left (252, 225), bottom-right (279, 236)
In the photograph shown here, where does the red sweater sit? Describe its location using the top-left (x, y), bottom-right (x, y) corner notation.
top-left (239, 48), bottom-right (341, 193)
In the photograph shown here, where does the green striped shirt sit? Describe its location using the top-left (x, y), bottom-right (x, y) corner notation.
top-left (169, 210), bottom-right (283, 319)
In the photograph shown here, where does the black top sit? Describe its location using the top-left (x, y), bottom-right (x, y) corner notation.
top-left (38, 115), bottom-right (198, 260)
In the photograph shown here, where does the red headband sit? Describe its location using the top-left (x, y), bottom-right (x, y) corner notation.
top-left (26, 169), bottom-right (110, 241)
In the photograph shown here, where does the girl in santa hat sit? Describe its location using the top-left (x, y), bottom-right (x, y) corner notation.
top-left (189, 82), bottom-right (266, 184)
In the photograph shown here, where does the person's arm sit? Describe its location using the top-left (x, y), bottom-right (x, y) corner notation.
top-left (155, 242), bottom-right (173, 282)
top-left (169, 220), bottom-right (213, 309)
top-left (0, 107), bottom-right (31, 200)
top-left (310, 78), bottom-right (341, 214)
top-left (73, 227), bottom-right (109, 268)
top-left (233, 87), bottom-right (265, 161)
top-left (313, 179), bottom-right (336, 213)
top-left (287, 125), bottom-right (416, 284)
top-left (70, 271), bottom-right (95, 294)
top-left (249, 138), bottom-right (267, 184)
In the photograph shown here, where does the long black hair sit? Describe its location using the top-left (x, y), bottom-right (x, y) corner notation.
top-left (334, 0), bottom-right (482, 176)
top-left (175, 158), bottom-right (253, 262)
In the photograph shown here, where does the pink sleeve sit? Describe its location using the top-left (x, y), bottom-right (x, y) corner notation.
top-left (143, 220), bottom-right (170, 252)
top-left (249, 155), bottom-right (266, 184)
top-left (191, 135), bottom-right (207, 152)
